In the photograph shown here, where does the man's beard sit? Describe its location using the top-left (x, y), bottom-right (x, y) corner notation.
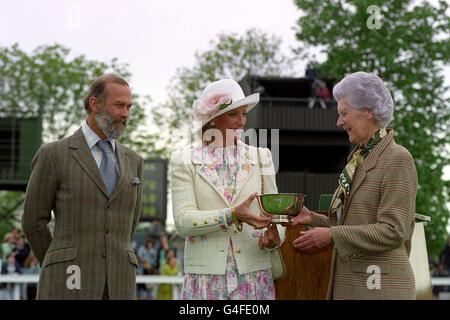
top-left (95, 106), bottom-right (127, 139)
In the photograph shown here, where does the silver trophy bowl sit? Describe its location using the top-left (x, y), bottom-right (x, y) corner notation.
top-left (256, 193), bottom-right (306, 223)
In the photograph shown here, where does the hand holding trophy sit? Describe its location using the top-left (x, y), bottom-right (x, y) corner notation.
top-left (256, 193), bottom-right (307, 224)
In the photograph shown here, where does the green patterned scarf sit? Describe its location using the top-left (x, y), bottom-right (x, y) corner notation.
top-left (330, 127), bottom-right (387, 214)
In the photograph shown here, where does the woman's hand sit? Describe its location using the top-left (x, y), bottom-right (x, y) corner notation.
top-left (258, 223), bottom-right (281, 249)
top-left (292, 227), bottom-right (331, 255)
top-left (282, 206), bottom-right (313, 227)
top-left (234, 192), bottom-right (272, 229)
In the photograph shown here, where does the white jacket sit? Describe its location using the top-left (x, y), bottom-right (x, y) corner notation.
top-left (170, 142), bottom-right (285, 275)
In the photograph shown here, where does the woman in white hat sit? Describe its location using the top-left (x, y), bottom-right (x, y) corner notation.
top-left (170, 79), bottom-right (285, 300)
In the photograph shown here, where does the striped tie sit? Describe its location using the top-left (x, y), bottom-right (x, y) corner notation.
top-left (97, 140), bottom-right (119, 197)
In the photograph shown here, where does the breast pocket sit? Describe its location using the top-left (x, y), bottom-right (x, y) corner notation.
top-left (127, 250), bottom-right (138, 268)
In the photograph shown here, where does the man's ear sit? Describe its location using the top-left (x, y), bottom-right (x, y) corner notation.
top-left (89, 96), bottom-right (100, 113)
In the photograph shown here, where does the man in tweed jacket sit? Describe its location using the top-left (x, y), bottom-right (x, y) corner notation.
top-left (289, 72), bottom-right (418, 299)
top-left (22, 74), bottom-right (143, 300)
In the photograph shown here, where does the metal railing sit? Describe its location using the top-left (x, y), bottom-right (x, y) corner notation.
top-left (1, 275), bottom-right (449, 300)
top-left (0, 274), bottom-right (185, 300)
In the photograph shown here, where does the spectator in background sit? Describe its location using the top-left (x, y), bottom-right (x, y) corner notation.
top-left (1, 253), bottom-right (22, 275)
top-left (138, 239), bottom-right (158, 275)
top-left (161, 248), bottom-right (180, 273)
top-left (169, 234), bottom-right (185, 274)
top-left (2, 228), bottom-right (21, 248)
top-left (431, 263), bottom-right (449, 297)
top-left (439, 236), bottom-right (450, 275)
top-left (135, 248), bottom-right (151, 300)
top-left (148, 217), bottom-right (165, 238)
top-left (11, 228), bottom-right (21, 245)
top-left (1, 235), bottom-right (15, 261)
top-left (156, 256), bottom-right (180, 300)
top-left (316, 80), bottom-right (331, 101)
top-left (12, 236), bottom-right (31, 268)
top-left (157, 234), bottom-right (170, 271)
top-left (22, 252), bottom-right (40, 300)
top-left (305, 65), bottom-right (317, 80)
top-left (308, 79), bottom-right (330, 110)
top-left (1, 253), bottom-right (22, 300)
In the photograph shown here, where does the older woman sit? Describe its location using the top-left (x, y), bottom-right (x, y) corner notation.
top-left (171, 79), bottom-right (285, 300)
top-left (289, 72), bottom-right (418, 299)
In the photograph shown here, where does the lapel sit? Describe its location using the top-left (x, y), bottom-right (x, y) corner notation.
top-left (328, 187), bottom-right (340, 224)
top-left (192, 141), bottom-right (257, 205)
top-left (232, 141), bottom-right (257, 203)
top-left (70, 127), bottom-right (130, 200)
top-left (339, 128), bottom-right (394, 224)
top-left (193, 144), bottom-right (229, 205)
top-left (70, 128), bottom-right (109, 198)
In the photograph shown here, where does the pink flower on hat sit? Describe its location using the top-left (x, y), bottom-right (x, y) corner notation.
top-left (192, 90), bottom-right (232, 121)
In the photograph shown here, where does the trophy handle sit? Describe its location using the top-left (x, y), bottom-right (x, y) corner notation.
top-left (256, 196), bottom-right (271, 218)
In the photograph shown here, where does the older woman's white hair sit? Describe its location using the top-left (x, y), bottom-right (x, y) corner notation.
top-left (333, 72), bottom-right (394, 127)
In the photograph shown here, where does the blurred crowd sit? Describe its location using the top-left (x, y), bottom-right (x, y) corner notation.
top-left (0, 228), bottom-right (40, 300)
top-left (0, 218), bottom-right (184, 300)
top-left (430, 237), bottom-right (450, 299)
top-left (132, 218), bottom-right (184, 300)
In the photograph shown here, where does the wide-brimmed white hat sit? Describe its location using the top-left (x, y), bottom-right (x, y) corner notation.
top-left (192, 79), bottom-right (259, 133)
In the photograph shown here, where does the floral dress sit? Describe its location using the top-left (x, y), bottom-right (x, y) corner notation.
top-left (181, 144), bottom-right (275, 300)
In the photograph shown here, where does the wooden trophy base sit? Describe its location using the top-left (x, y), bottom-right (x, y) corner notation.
top-left (275, 212), bottom-right (333, 300)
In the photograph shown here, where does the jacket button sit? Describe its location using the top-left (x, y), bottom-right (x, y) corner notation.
top-left (233, 230), bottom-right (237, 233)
top-left (102, 252), bottom-right (106, 258)
top-left (193, 222), bottom-right (198, 226)
top-left (204, 220), bottom-right (208, 224)
top-left (236, 249), bottom-right (241, 253)
top-left (107, 206), bottom-right (111, 211)
top-left (105, 229), bottom-right (109, 234)
top-left (214, 218), bottom-right (219, 222)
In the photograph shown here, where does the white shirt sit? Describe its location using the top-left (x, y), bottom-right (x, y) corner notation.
top-left (81, 121), bottom-right (119, 173)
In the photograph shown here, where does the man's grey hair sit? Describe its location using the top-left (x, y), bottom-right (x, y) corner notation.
top-left (333, 71), bottom-right (394, 127)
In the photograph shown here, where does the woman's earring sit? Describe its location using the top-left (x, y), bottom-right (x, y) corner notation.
top-left (210, 121), bottom-right (215, 127)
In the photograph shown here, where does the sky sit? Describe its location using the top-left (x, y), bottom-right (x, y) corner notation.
top-left (1, 0), bottom-right (449, 229)
top-left (0, 0), bottom-right (303, 105)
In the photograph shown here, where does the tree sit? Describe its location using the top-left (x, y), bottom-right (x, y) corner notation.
top-left (150, 28), bottom-right (297, 154)
top-left (293, 0), bottom-right (450, 257)
top-left (0, 43), bottom-right (159, 233)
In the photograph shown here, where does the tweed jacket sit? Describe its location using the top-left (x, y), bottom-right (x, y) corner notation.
top-left (313, 128), bottom-right (418, 300)
top-left (22, 127), bottom-right (143, 300)
top-left (170, 142), bottom-right (285, 275)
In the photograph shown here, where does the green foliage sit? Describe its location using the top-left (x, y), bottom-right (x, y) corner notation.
top-left (0, 191), bottom-right (24, 233)
top-left (294, 0), bottom-right (450, 257)
top-left (0, 43), bottom-right (161, 236)
top-left (150, 28), bottom-right (296, 154)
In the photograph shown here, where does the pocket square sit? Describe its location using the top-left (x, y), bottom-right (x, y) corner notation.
top-left (131, 177), bottom-right (141, 185)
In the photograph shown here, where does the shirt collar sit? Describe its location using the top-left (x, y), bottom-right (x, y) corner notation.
top-left (82, 120), bottom-right (116, 152)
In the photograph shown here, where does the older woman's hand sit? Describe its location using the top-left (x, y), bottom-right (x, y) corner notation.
top-left (281, 206), bottom-right (313, 227)
top-left (293, 227), bottom-right (331, 255)
top-left (258, 223), bottom-right (280, 249)
top-left (234, 192), bottom-right (272, 229)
